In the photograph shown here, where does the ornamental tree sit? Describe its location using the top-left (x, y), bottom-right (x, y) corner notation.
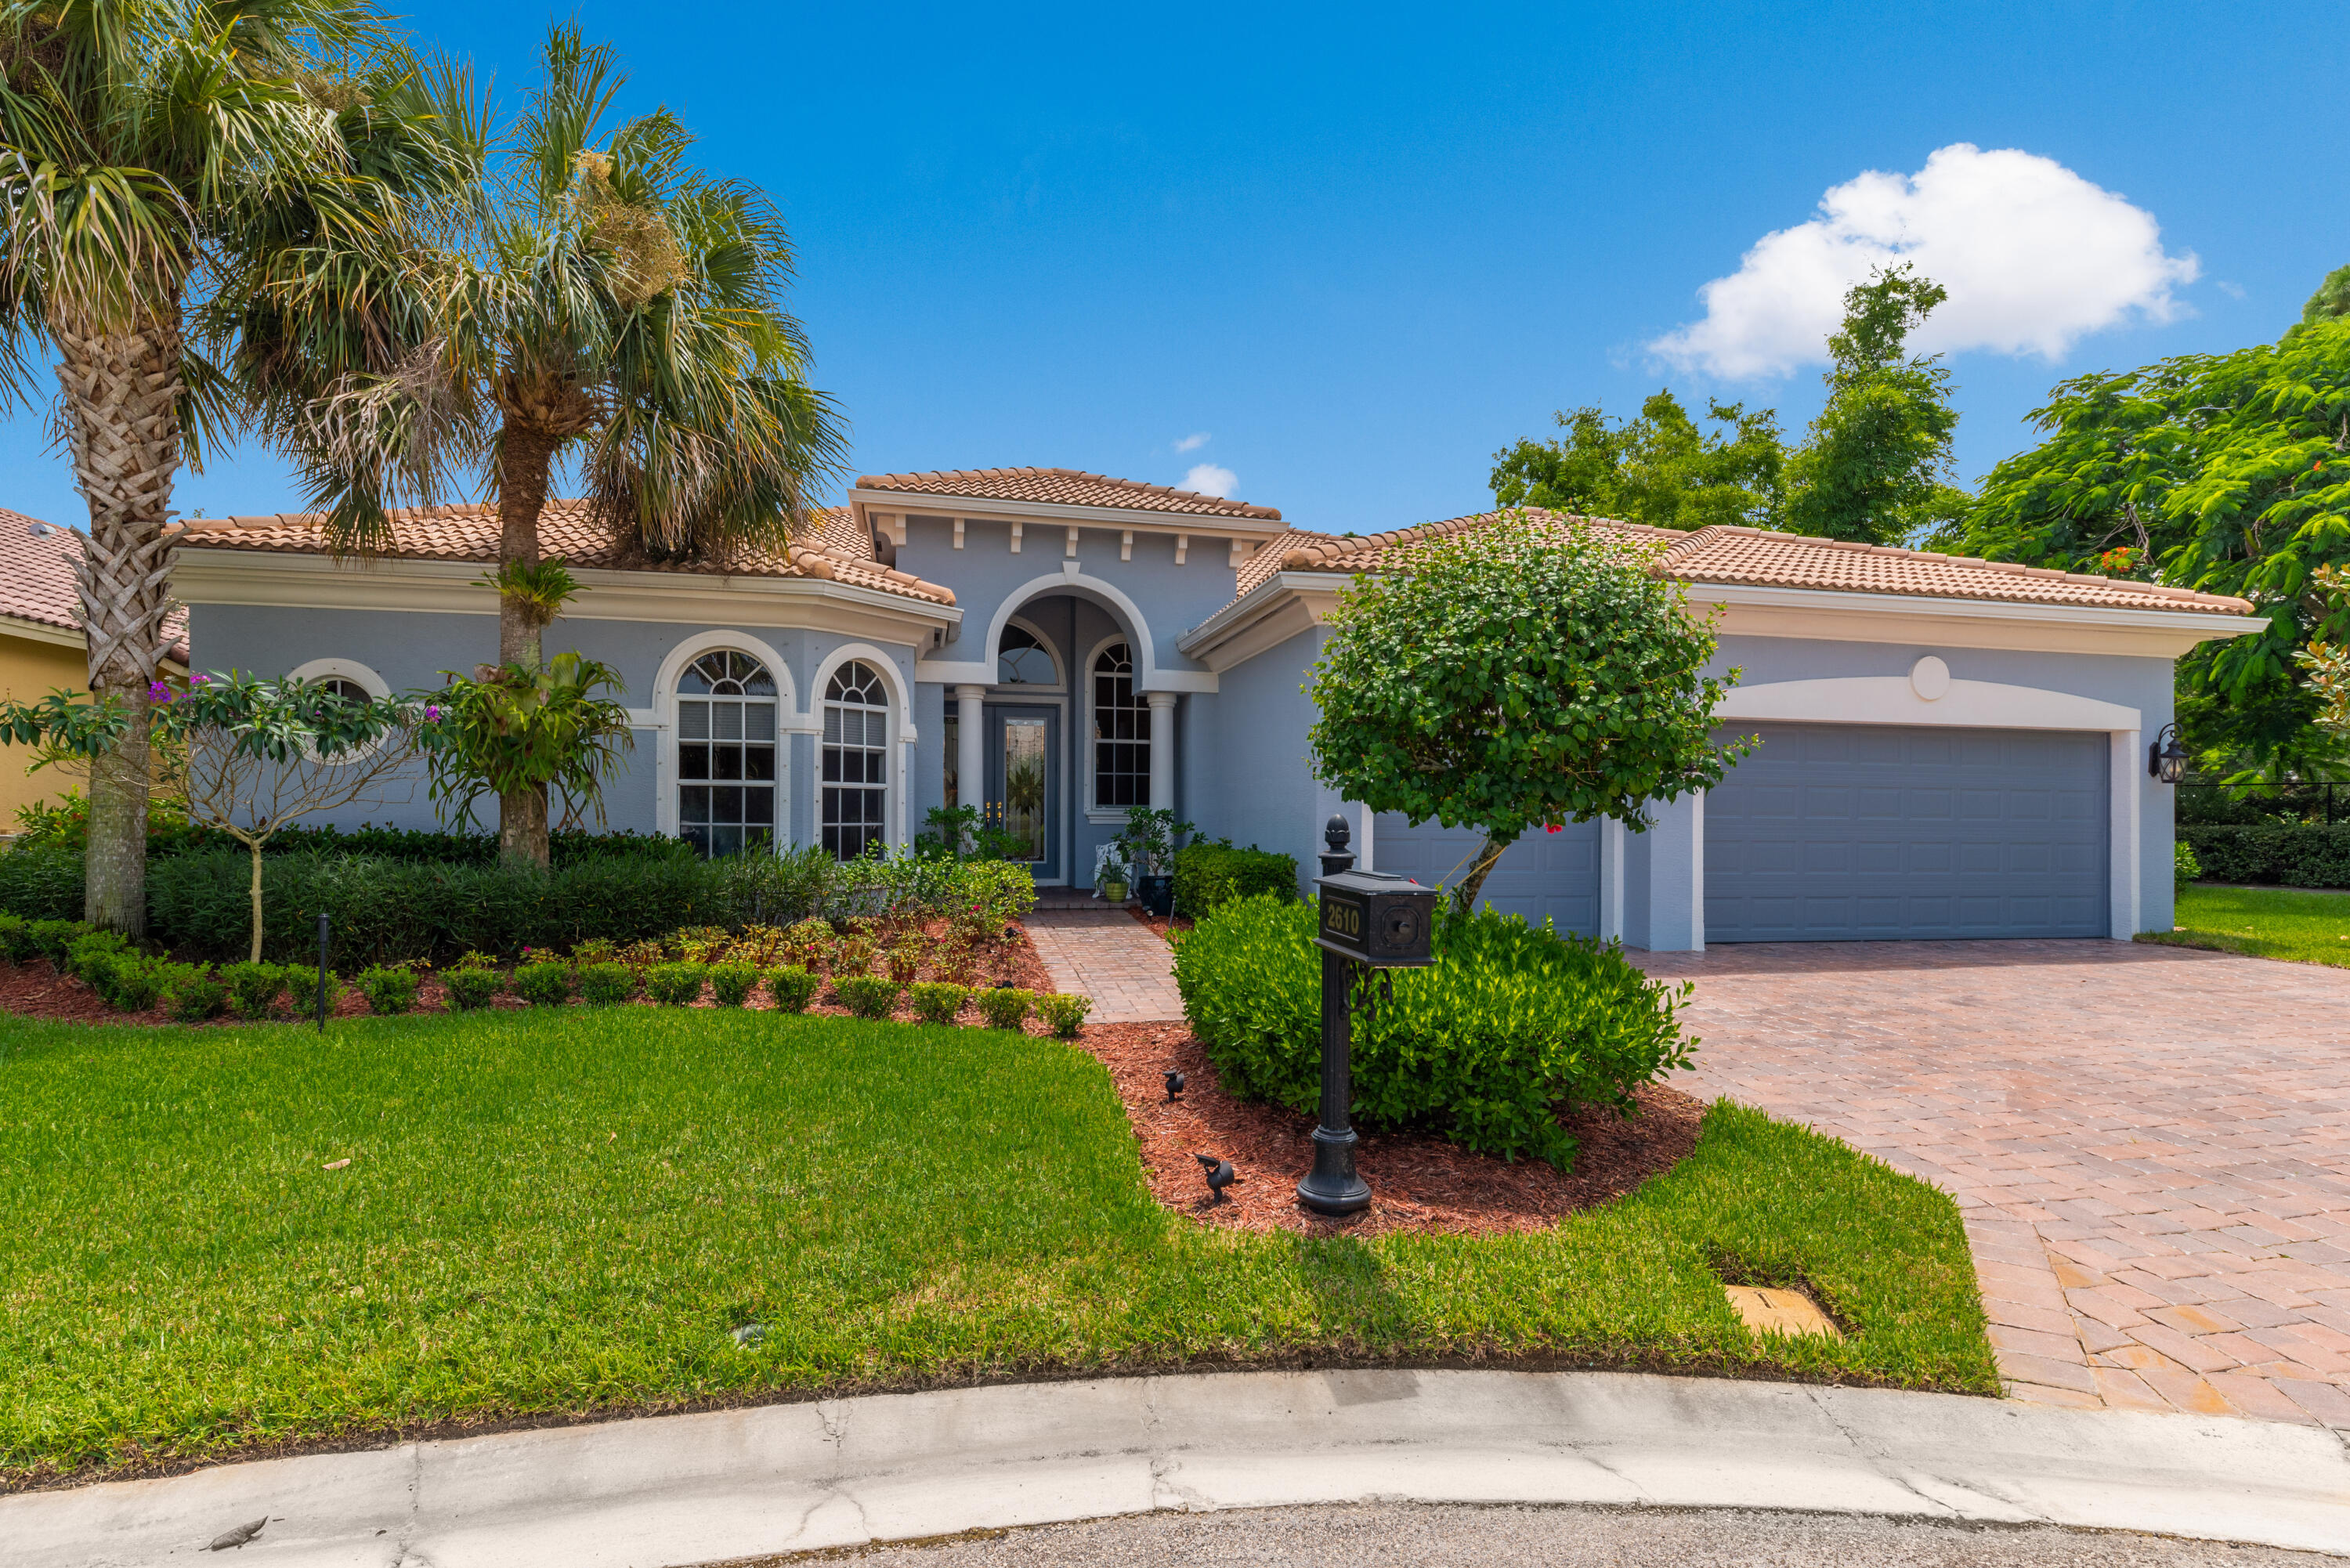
top-left (1307, 512), bottom-right (1748, 915)
top-left (415, 649), bottom-right (634, 841)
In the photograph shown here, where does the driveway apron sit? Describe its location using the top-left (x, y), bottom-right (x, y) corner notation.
top-left (1636, 939), bottom-right (2350, 1428)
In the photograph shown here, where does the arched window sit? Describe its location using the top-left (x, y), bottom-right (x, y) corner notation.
top-left (678, 651), bottom-right (778, 858)
top-left (997, 623), bottom-right (1057, 685)
top-left (822, 660), bottom-right (890, 860)
top-left (1092, 641), bottom-right (1148, 807)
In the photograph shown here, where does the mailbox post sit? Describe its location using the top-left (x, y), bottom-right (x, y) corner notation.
top-left (1300, 814), bottom-right (1437, 1216)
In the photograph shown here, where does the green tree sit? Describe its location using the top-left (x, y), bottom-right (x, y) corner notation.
top-left (273, 26), bottom-right (847, 865)
top-left (1940, 307), bottom-right (2350, 782)
top-left (1490, 390), bottom-right (1784, 530)
top-left (0, 1), bottom-right (463, 931)
top-left (1308, 512), bottom-right (1747, 914)
top-left (1781, 264), bottom-right (1969, 544)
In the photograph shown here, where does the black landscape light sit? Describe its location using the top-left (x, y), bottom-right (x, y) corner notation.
top-left (316, 912), bottom-right (331, 1031)
top-left (2148, 724), bottom-right (2189, 784)
top-left (1298, 815), bottom-right (1437, 1217)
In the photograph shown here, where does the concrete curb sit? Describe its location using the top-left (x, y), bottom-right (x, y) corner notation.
top-left (6, 1371), bottom-right (2347, 1566)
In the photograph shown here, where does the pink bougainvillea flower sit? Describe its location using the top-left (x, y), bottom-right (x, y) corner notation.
top-left (190, 673), bottom-right (209, 685)
top-left (425, 704), bottom-right (443, 721)
top-left (146, 681), bottom-right (172, 703)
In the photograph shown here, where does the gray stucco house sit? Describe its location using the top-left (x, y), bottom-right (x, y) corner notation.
top-left (169, 466), bottom-right (2260, 951)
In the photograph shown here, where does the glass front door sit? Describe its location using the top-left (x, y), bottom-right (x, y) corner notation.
top-left (986, 706), bottom-right (1061, 882)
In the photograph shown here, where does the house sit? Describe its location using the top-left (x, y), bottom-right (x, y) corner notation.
top-left (170, 468), bottom-right (2261, 949)
top-left (0, 508), bottom-right (188, 824)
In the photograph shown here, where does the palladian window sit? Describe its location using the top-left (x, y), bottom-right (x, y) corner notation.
top-left (822, 661), bottom-right (890, 860)
top-left (677, 651), bottom-right (777, 858)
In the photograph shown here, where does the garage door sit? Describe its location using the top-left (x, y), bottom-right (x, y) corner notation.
top-left (1705, 723), bottom-right (2108, 942)
top-left (1373, 813), bottom-right (1600, 935)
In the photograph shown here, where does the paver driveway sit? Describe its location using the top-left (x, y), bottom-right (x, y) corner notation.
top-left (1635, 940), bottom-right (2350, 1429)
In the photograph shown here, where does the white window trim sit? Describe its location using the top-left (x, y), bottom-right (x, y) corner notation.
top-left (809, 642), bottom-right (916, 851)
top-left (1080, 631), bottom-right (1148, 825)
top-left (284, 656), bottom-right (392, 764)
top-left (651, 630), bottom-right (794, 842)
top-left (992, 614), bottom-right (1067, 693)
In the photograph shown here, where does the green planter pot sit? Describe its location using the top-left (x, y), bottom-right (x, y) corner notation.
top-left (1100, 880), bottom-right (1129, 904)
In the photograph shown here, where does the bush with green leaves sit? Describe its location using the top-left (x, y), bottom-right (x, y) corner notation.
top-left (283, 966), bottom-right (345, 1017)
top-left (2175, 839), bottom-right (2204, 883)
top-left (577, 961), bottom-right (637, 1006)
top-left (160, 964), bottom-right (228, 1023)
top-left (72, 939), bottom-right (164, 1013)
top-left (0, 843), bottom-right (85, 923)
top-left (66, 931), bottom-right (133, 999)
top-left (707, 962), bottom-right (758, 1006)
top-left (442, 966), bottom-right (504, 1011)
top-left (763, 965), bottom-right (819, 1013)
top-left (1035, 992), bottom-right (1092, 1038)
top-left (833, 974), bottom-right (900, 1019)
top-left (645, 963), bottom-right (705, 1006)
top-left (0, 912), bottom-right (26, 963)
top-left (1173, 895), bottom-right (1697, 1167)
top-left (27, 919), bottom-right (88, 968)
top-left (222, 962), bottom-right (288, 1019)
top-left (907, 981), bottom-right (967, 1025)
top-left (1171, 839), bottom-right (1299, 919)
top-left (356, 966), bottom-right (421, 1016)
top-left (513, 961), bottom-right (573, 1007)
top-left (974, 986), bottom-right (1032, 1031)
top-left (2175, 824), bottom-right (2350, 888)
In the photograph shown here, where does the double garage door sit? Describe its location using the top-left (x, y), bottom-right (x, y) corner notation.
top-left (1705, 722), bottom-right (2109, 942)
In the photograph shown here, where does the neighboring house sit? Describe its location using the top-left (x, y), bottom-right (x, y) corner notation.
top-left (0, 507), bottom-right (187, 824)
top-left (171, 468), bottom-right (2261, 950)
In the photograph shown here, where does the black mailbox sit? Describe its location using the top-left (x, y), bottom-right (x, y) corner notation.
top-left (1315, 869), bottom-right (1437, 967)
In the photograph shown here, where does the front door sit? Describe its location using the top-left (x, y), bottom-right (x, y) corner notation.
top-left (987, 705), bottom-right (1061, 882)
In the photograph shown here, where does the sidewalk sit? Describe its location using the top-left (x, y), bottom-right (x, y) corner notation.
top-left (1021, 909), bottom-right (1184, 1021)
top-left (9, 1369), bottom-right (2347, 1566)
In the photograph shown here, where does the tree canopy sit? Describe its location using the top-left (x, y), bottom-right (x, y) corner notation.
top-left (1307, 512), bottom-right (1745, 913)
top-left (1490, 391), bottom-right (1784, 531)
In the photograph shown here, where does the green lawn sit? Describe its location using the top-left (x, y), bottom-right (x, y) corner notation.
top-left (0, 1007), bottom-right (1994, 1483)
top-left (2141, 882), bottom-right (2350, 966)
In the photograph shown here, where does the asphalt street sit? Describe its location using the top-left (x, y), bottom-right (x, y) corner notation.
top-left (756, 1503), bottom-right (2346, 1566)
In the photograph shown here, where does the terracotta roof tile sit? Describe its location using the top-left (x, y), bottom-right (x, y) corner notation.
top-left (1249, 508), bottom-right (2252, 618)
top-left (857, 466), bottom-right (1282, 521)
top-left (0, 507), bottom-right (187, 664)
top-left (174, 501), bottom-right (956, 608)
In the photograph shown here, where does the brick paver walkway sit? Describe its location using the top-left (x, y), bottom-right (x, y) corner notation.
top-left (1022, 911), bottom-right (1184, 1022)
top-left (1635, 940), bottom-right (2350, 1429)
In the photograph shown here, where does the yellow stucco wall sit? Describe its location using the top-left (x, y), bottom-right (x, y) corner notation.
top-left (0, 630), bottom-right (88, 824)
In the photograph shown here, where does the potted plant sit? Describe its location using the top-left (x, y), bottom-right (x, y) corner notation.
top-left (1097, 858), bottom-right (1130, 905)
top-left (1115, 807), bottom-right (1195, 916)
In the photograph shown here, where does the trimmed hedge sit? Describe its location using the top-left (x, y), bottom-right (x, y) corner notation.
top-left (1173, 895), bottom-right (1697, 1167)
top-left (1171, 839), bottom-right (1299, 919)
top-left (2175, 825), bottom-right (2350, 889)
top-left (0, 844), bottom-right (85, 923)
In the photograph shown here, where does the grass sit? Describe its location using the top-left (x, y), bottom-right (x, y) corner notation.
top-left (2138, 882), bottom-right (2350, 966)
top-left (0, 1006), bottom-right (1994, 1484)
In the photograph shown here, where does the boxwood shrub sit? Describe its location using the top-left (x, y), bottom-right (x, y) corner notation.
top-left (1172, 895), bottom-right (1697, 1167)
top-left (1171, 839), bottom-right (1299, 919)
top-left (0, 844), bottom-right (85, 923)
top-left (763, 965), bottom-right (819, 1013)
top-left (833, 974), bottom-right (901, 1019)
top-left (577, 961), bottom-right (637, 1006)
top-left (2175, 824), bottom-right (2350, 888)
top-left (355, 965), bottom-right (421, 1015)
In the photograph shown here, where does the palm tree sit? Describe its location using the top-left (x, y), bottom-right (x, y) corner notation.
top-left (0, 0), bottom-right (469, 932)
top-left (273, 25), bottom-right (847, 866)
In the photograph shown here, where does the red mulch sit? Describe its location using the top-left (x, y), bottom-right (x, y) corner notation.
top-left (1072, 1021), bottom-right (1705, 1236)
top-left (1128, 906), bottom-right (1190, 943)
top-left (0, 923), bottom-right (1064, 1029)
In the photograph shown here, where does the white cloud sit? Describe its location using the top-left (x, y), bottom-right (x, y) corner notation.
top-left (1174, 432), bottom-right (1211, 453)
top-left (2218, 280), bottom-right (2246, 300)
top-left (1649, 144), bottom-right (2200, 379)
top-left (1181, 462), bottom-right (1238, 498)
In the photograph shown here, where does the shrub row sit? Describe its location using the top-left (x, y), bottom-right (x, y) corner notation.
top-left (1170, 839), bottom-right (1299, 919)
top-left (1172, 896), bottom-right (1696, 1168)
top-left (2175, 825), bottom-right (2350, 889)
top-left (133, 847), bottom-right (1037, 966)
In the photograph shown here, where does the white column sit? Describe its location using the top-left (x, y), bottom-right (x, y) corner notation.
top-left (1146, 691), bottom-right (1177, 812)
top-left (954, 684), bottom-right (986, 847)
top-left (1600, 817), bottom-right (1626, 943)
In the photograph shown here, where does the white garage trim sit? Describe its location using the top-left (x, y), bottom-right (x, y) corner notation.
top-left (1713, 677), bottom-right (2147, 941)
top-left (1716, 674), bottom-right (2138, 732)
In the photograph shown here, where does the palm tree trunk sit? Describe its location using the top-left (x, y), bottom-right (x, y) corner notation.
top-left (1451, 830), bottom-right (1519, 916)
top-left (494, 423), bottom-right (559, 866)
top-left (52, 316), bottom-right (185, 935)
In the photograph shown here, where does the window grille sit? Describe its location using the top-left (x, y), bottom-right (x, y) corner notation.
top-left (822, 660), bottom-right (890, 860)
top-left (677, 651), bottom-right (778, 858)
top-left (1092, 641), bottom-right (1148, 807)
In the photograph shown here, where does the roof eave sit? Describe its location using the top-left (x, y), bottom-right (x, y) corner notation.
top-left (851, 486), bottom-right (1289, 537)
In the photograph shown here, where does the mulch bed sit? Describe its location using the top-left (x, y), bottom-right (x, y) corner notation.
top-left (1128, 906), bottom-right (1190, 944)
top-left (0, 923), bottom-right (1065, 1031)
top-left (1072, 1021), bottom-right (1705, 1236)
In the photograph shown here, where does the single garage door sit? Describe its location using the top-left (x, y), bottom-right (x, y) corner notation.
top-left (1705, 722), bottom-right (2108, 942)
top-left (1373, 812), bottom-right (1600, 934)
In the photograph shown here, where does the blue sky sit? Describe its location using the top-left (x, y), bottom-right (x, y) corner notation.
top-left (1, 2), bottom-right (2336, 537)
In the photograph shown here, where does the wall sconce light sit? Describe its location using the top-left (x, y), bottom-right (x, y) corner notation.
top-left (2147, 723), bottom-right (2189, 784)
